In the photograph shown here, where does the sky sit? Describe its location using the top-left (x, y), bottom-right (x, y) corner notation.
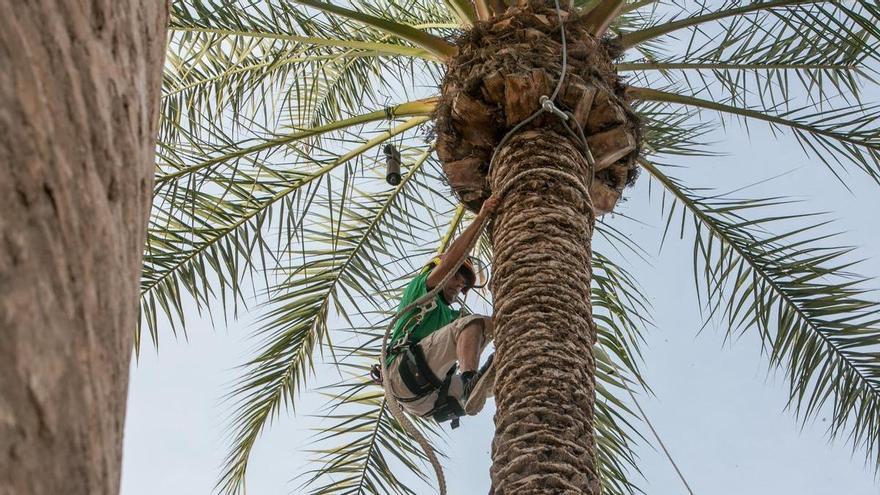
top-left (122, 8), bottom-right (880, 495)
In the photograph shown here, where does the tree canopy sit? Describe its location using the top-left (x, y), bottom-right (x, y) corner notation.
top-left (144, 1), bottom-right (880, 493)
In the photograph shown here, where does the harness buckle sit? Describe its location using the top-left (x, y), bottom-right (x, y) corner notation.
top-left (429, 364), bottom-right (464, 429)
top-left (369, 363), bottom-right (383, 385)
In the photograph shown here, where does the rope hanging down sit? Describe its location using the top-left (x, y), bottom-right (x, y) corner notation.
top-left (607, 357), bottom-right (697, 495)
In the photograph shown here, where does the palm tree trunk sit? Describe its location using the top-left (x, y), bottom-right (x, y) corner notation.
top-left (489, 129), bottom-right (598, 494)
top-left (0, 2), bottom-right (167, 494)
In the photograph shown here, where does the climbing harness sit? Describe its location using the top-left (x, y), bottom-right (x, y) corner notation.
top-left (371, 340), bottom-right (466, 427)
top-left (378, 1), bottom-right (598, 493)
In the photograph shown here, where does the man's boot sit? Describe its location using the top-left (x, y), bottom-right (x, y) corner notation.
top-left (464, 352), bottom-right (495, 415)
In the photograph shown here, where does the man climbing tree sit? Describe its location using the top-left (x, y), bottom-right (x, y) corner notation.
top-left (381, 195), bottom-right (501, 425)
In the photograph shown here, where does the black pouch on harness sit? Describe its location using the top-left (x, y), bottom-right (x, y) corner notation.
top-left (397, 344), bottom-right (442, 398)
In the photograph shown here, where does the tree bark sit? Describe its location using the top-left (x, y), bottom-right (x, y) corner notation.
top-left (0, 2), bottom-right (167, 494)
top-left (489, 129), bottom-right (598, 494)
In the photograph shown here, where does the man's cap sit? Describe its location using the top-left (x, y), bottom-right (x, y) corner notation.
top-left (425, 256), bottom-right (478, 291)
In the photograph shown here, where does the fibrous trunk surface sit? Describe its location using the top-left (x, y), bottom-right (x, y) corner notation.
top-left (490, 130), bottom-right (598, 494)
top-left (435, 0), bottom-right (640, 215)
top-left (0, 2), bottom-right (167, 494)
top-left (434, 2), bottom-right (641, 492)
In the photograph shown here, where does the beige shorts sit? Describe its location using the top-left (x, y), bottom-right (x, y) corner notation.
top-left (386, 314), bottom-right (491, 417)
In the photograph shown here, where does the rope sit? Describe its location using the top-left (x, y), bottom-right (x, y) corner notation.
top-left (486, 0), bottom-right (596, 184)
top-left (607, 358), bottom-right (697, 495)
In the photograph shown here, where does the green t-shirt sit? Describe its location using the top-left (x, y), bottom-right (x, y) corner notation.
top-left (386, 271), bottom-right (460, 364)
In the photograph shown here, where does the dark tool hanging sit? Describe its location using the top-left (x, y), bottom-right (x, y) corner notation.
top-left (384, 143), bottom-right (402, 186)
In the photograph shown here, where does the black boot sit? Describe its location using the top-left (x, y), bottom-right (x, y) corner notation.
top-left (463, 352), bottom-right (495, 415)
top-left (460, 370), bottom-right (477, 401)
top-left (461, 351), bottom-right (495, 399)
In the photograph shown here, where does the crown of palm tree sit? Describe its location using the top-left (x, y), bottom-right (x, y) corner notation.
top-left (143, 1), bottom-right (880, 494)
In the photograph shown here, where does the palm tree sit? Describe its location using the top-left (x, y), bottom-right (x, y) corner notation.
top-left (1, 2), bottom-right (168, 494)
top-left (146, 1), bottom-right (880, 494)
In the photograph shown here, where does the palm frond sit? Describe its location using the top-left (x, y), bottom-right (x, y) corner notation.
top-left (619, 60), bottom-right (870, 110)
top-left (442, 0), bottom-right (476, 26)
top-left (591, 251), bottom-right (653, 495)
top-left (216, 148), bottom-right (440, 495)
top-left (296, 337), bottom-right (444, 495)
top-left (156, 99), bottom-right (436, 186)
top-left (164, 1), bottom-right (443, 142)
top-left (293, 0), bottom-right (457, 60)
top-left (642, 158), bottom-right (880, 466)
top-left (140, 116), bottom-right (430, 349)
top-left (617, 1), bottom-right (880, 107)
top-left (629, 87), bottom-right (880, 184)
top-left (635, 99), bottom-right (716, 157)
top-left (581, 0), bottom-right (627, 36)
top-left (619, 1), bottom-right (880, 54)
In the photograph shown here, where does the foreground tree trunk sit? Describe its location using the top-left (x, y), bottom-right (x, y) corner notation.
top-left (0, 2), bottom-right (167, 494)
top-left (489, 130), bottom-right (598, 494)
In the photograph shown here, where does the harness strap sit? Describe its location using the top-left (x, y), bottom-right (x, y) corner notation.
top-left (396, 344), bottom-right (442, 401)
top-left (389, 298), bottom-right (438, 359)
top-left (429, 365), bottom-right (464, 429)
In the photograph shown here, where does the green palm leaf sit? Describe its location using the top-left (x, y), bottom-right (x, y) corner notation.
top-left (296, 330), bottom-right (446, 495)
top-left (140, 115), bottom-right (430, 349)
top-left (619, 1), bottom-right (880, 107)
top-left (164, 0), bottom-right (443, 142)
top-left (642, 158), bottom-right (880, 464)
top-left (630, 87), bottom-right (880, 184)
top-left (155, 100), bottom-right (435, 186)
top-left (619, 1), bottom-right (880, 53)
top-left (217, 147), bottom-right (441, 494)
top-left (292, 0), bottom-right (457, 60)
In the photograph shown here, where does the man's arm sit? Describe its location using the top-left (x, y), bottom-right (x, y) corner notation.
top-left (426, 195), bottom-right (500, 289)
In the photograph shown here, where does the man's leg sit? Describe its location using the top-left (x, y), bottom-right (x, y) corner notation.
top-left (415, 315), bottom-right (493, 419)
top-left (418, 315), bottom-right (492, 377)
top-left (456, 316), bottom-right (491, 372)
top-left (384, 357), bottom-right (440, 417)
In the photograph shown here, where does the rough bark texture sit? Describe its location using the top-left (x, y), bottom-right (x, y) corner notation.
top-left (435, 0), bottom-right (641, 215)
top-left (0, 2), bottom-right (168, 494)
top-left (489, 130), bottom-right (597, 494)
top-left (432, 2), bottom-right (639, 491)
